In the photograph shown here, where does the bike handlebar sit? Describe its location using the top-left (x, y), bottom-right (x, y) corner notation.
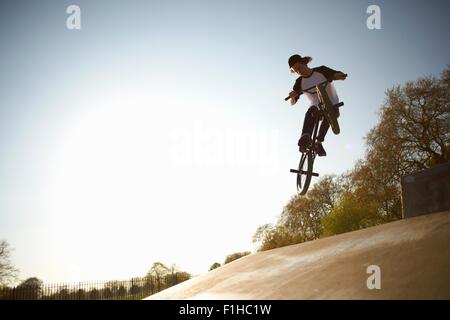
top-left (284, 75), bottom-right (347, 101)
top-left (284, 80), bottom-right (329, 101)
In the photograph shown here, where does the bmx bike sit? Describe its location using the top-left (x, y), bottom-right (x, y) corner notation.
top-left (284, 80), bottom-right (345, 195)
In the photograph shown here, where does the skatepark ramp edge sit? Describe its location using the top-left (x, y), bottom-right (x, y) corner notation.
top-left (144, 210), bottom-right (450, 300)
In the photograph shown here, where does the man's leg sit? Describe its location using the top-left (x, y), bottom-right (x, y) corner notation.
top-left (314, 118), bottom-right (328, 157)
top-left (317, 118), bottom-right (329, 143)
top-left (318, 106), bottom-right (340, 142)
top-left (298, 105), bottom-right (318, 152)
top-left (315, 107), bottom-right (341, 156)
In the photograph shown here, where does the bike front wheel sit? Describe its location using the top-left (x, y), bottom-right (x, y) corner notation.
top-left (296, 151), bottom-right (314, 195)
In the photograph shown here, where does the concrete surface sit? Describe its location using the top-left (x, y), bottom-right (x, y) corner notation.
top-left (145, 210), bottom-right (450, 300)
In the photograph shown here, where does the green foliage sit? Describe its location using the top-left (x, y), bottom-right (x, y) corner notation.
top-left (208, 262), bottom-right (221, 271)
top-left (321, 193), bottom-right (381, 237)
top-left (253, 175), bottom-right (344, 251)
top-left (14, 277), bottom-right (44, 299)
top-left (253, 224), bottom-right (304, 252)
top-left (17, 277), bottom-right (43, 288)
top-left (224, 251), bottom-right (251, 264)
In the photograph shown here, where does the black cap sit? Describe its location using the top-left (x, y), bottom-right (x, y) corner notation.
top-left (288, 54), bottom-right (312, 68)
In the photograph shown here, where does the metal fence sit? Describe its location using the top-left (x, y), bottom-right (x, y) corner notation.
top-left (0, 272), bottom-right (190, 300)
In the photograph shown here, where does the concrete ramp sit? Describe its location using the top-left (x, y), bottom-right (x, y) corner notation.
top-left (145, 211), bottom-right (450, 300)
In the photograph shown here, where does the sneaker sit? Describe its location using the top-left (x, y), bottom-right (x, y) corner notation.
top-left (298, 134), bottom-right (312, 153)
top-left (315, 141), bottom-right (327, 157)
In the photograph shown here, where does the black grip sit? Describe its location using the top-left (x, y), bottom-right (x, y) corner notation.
top-left (284, 92), bottom-right (302, 102)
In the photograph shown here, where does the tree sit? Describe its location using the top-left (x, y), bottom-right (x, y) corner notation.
top-left (350, 66), bottom-right (450, 222)
top-left (104, 280), bottom-right (121, 298)
top-left (0, 240), bottom-right (19, 287)
top-left (321, 193), bottom-right (381, 236)
top-left (88, 288), bottom-right (99, 300)
top-left (252, 224), bottom-right (301, 252)
top-left (208, 262), bottom-right (221, 271)
top-left (372, 67), bottom-right (449, 169)
top-left (224, 251), bottom-right (251, 264)
top-left (146, 262), bottom-right (170, 279)
top-left (117, 285), bottom-right (127, 298)
top-left (253, 175), bottom-right (344, 251)
top-left (252, 224), bottom-right (275, 247)
top-left (57, 287), bottom-right (70, 300)
top-left (171, 271), bottom-right (191, 284)
top-left (15, 277), bottom-right (44, 300)
top-left (376, 67), bottom-right (450, 168)
top-left (74, 288), bottom-right (87, 300)
top-left (349, 158), bottom-right (402, 222)
top-left (102, 287), bottom-right (113, 299)
top-left (280, 175), bottom-right (343, 240)
top-left (145, 262), bottom-right (182, 292)
top-left (130, 277), bottom-right (143, 297)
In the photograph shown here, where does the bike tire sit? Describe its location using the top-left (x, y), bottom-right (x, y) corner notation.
top-left (297, 151), bottom-right (314, 195)
top-left (317, 83), bottom-right (341, 135)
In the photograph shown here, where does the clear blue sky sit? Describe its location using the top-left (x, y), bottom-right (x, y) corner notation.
top-left (1, 0), bottom-right (449, 283)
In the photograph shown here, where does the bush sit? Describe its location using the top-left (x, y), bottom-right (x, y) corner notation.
top-left (321, 193), bottom-right (381, 237)
top-left (224, 252), bottom-right (251, 264)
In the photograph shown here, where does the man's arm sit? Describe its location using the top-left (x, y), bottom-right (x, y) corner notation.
top-left (289, 90), bottom-right (300, 105)
top-left (333, 71), bottom-right (347, 80)
top-left (289, 77), bottom-right (303, 105)
top-left (315, 65), bottom-right (347, 81)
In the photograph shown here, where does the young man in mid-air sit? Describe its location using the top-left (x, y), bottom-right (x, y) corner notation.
top-left (288, 54), bottom-right (347, 156)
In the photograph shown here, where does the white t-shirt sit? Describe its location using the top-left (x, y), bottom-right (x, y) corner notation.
top-left (293, 65), bottom-right (340, 107)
